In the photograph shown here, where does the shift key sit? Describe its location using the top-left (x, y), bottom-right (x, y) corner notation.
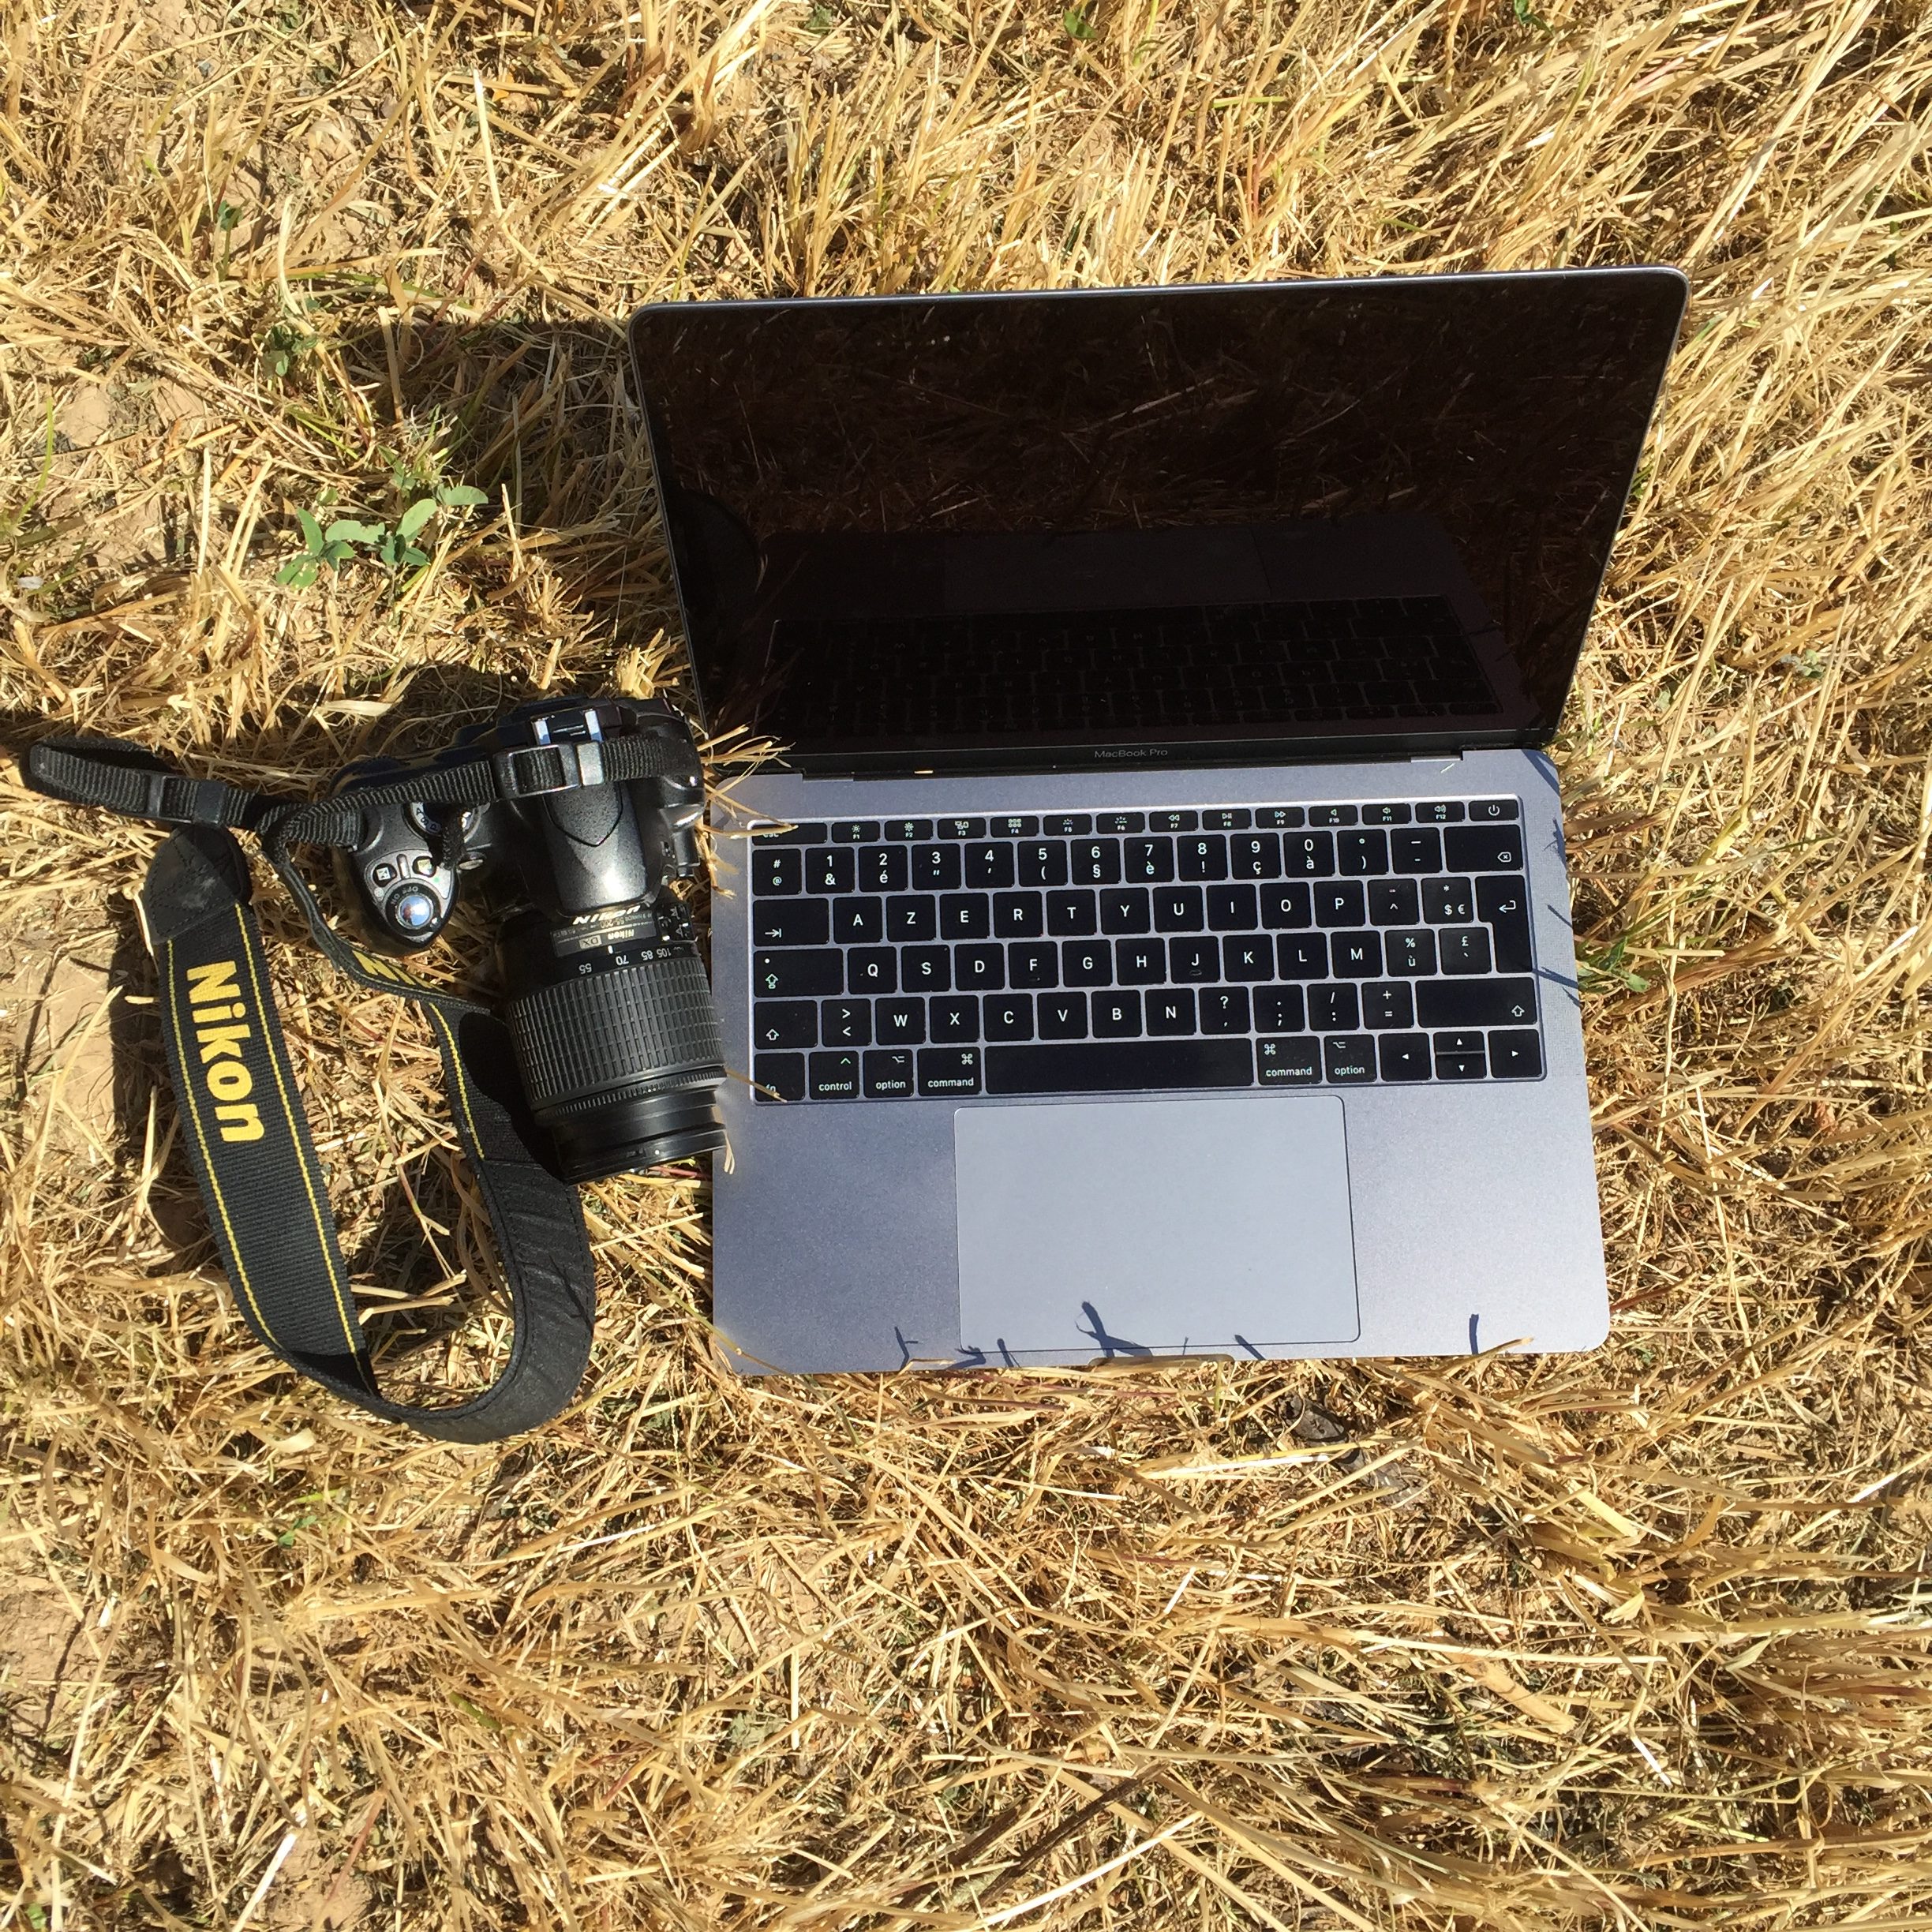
top-left (754, 949), bottom-right (843, 997)
top-left (1417, 976), bottom-right (1538, 1028)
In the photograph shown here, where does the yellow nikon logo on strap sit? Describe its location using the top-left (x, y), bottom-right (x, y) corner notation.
top-left (185, 959), bottom-right (264, 1143)
top-left (352, 948), bottom-right (425, 990)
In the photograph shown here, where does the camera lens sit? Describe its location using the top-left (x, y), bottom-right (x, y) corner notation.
top-left (501, 912), bottom-right (726, 1181)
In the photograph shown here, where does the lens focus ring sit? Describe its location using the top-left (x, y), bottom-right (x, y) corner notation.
top-left (509, 949), bottom-right (724, 1117)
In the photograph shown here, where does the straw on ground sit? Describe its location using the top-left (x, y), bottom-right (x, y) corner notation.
top-left (2, 1), bottom-right (1931, 1926)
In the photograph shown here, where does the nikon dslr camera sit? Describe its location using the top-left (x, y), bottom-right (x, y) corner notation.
top-left (331, 695), bottom-right (726, 1181)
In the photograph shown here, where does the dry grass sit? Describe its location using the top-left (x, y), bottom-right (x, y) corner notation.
top-left (2, 0), bottom-right (1930, 1924)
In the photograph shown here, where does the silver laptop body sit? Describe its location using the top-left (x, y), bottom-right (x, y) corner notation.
top-left (628, 269), bottom-right (1687, 1372)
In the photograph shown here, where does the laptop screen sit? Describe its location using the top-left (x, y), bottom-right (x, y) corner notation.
top-left (628, 271), bottom-right (1685, 773)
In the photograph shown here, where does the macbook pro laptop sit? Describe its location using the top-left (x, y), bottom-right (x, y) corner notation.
top-left (627, 268), bottom-right (1687, 1372)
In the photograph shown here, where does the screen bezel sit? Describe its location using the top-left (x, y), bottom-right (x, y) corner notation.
top-left (627, 268), bottom-right (1688, 777)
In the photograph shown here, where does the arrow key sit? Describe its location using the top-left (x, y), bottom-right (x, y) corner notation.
top-left (1432, 1028), bottom-right (1487, 1081)
top-left (1488, 1029), bottom-right (1544, 1080)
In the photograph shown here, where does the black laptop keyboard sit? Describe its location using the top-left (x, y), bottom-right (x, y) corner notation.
top-left (744, 799), bottom-right (1540, 1103)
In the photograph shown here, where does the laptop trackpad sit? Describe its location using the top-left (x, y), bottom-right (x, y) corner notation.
top-left (955, 1097), bottom-right (1360, 1362)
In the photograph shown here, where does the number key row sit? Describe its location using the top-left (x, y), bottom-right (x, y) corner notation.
top-left (756, 822), bottom-right (1528, 895)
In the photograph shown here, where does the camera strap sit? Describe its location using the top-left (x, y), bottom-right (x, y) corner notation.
top-left (19, 732), bottom-right (691, 1443)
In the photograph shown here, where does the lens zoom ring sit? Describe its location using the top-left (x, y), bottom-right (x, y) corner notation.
top-left (510, 952), bottom-right (724, 1113)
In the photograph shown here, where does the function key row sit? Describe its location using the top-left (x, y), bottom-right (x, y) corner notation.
top-left (758, 799), bottom-right (1521, 843)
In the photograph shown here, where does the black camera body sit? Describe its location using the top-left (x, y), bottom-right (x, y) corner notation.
top-left (331, 695), bottom-right (726, 1181)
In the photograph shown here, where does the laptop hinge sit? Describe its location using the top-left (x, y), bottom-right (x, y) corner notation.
top-left (788, 739), bottom-right (1511, 781)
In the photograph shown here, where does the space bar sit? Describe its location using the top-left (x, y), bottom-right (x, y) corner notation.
top-left (985, 1039), bottom-right (1254, 1095)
